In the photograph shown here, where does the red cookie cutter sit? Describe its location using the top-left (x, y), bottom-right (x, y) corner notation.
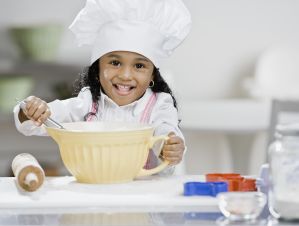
top-left (205, 173), bottom-right (256, 192)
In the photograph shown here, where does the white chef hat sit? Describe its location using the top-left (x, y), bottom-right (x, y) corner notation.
top-left (69, 0), bottom-right (192, 67)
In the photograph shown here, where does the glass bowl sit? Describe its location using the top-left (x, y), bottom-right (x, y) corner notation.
top-left (217, 192), bottom-right (267, 221)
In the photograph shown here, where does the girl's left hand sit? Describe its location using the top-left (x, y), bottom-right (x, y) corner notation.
top-left (161, 132), bottom-right (185, 166)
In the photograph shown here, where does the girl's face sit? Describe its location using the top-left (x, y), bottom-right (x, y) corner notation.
top-left (99, 51), bottom-right (154, 106)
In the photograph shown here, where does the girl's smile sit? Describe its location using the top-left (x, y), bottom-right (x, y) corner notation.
top-left (99, 51), bottom-right (154, 106)
top-left (113, 84), bottom-right (136, 96)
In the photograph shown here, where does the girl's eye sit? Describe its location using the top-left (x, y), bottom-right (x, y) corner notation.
top-left (135, 63), bottom-right (145, 69)
top-left (110, 60), bottom-right (120, 66)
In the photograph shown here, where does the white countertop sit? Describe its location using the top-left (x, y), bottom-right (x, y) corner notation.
top-left (0, 175), bottom-right (218, 214)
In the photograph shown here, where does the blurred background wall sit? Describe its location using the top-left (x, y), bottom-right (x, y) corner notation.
top-left (0, 0), bottom-right (299, 176)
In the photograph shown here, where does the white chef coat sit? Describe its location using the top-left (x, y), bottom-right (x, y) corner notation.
top-left (14, 87), bottom-right (184, 139)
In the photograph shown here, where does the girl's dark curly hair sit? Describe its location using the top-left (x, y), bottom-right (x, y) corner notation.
top-left (74, 59), bottom-right (178, 109)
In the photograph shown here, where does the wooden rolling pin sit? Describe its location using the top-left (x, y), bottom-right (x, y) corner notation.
top-left (11, 153), bottom-right (45, 192)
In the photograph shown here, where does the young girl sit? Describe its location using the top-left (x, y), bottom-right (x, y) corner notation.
top-left (14, 0), bottom-right (192, 173)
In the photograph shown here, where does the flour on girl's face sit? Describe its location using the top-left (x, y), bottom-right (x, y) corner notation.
top-left (103, 69), bottom-right (109, 79)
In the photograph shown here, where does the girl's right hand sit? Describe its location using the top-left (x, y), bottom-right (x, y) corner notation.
top-left (19, 96), bottom-right (51, 126)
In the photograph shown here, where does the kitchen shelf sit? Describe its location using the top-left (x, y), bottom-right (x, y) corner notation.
top-left (0, 60), bottom-right (83, 108)
top-left (180, 99), bottom-right (271, 133)
top-left (0, 60), bottom-right (83, 77)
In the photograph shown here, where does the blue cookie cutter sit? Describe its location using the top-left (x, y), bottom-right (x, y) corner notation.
top-left (183, 181), bottom-right (228, 197)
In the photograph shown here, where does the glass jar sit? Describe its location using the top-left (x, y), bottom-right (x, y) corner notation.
top-left (268, 124), bottom-right (299, 220)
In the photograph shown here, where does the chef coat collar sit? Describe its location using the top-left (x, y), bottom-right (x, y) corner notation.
top-left (99, 89), bottom-right (154, 116)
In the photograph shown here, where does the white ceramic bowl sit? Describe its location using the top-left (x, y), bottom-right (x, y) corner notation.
top-left (244, 46), bottom-right (299, 99)
top-left (217, 192), bottom-right (267, 221)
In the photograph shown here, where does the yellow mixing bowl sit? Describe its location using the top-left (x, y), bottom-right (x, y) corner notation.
top-left (46, 122), bottom-right (169, 184)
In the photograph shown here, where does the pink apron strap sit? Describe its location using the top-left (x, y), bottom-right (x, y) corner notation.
top-left (140, 93), bottom-right (158, 169)
top-left (86, 102), bottom-right (99, 122)
top-left (139, 93), bottom-right (157, 124)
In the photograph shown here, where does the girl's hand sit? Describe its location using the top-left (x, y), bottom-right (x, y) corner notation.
top-left (18, 96), bottom-right (51, 126)
top-left (161, 132), bottom-right (185, 166)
